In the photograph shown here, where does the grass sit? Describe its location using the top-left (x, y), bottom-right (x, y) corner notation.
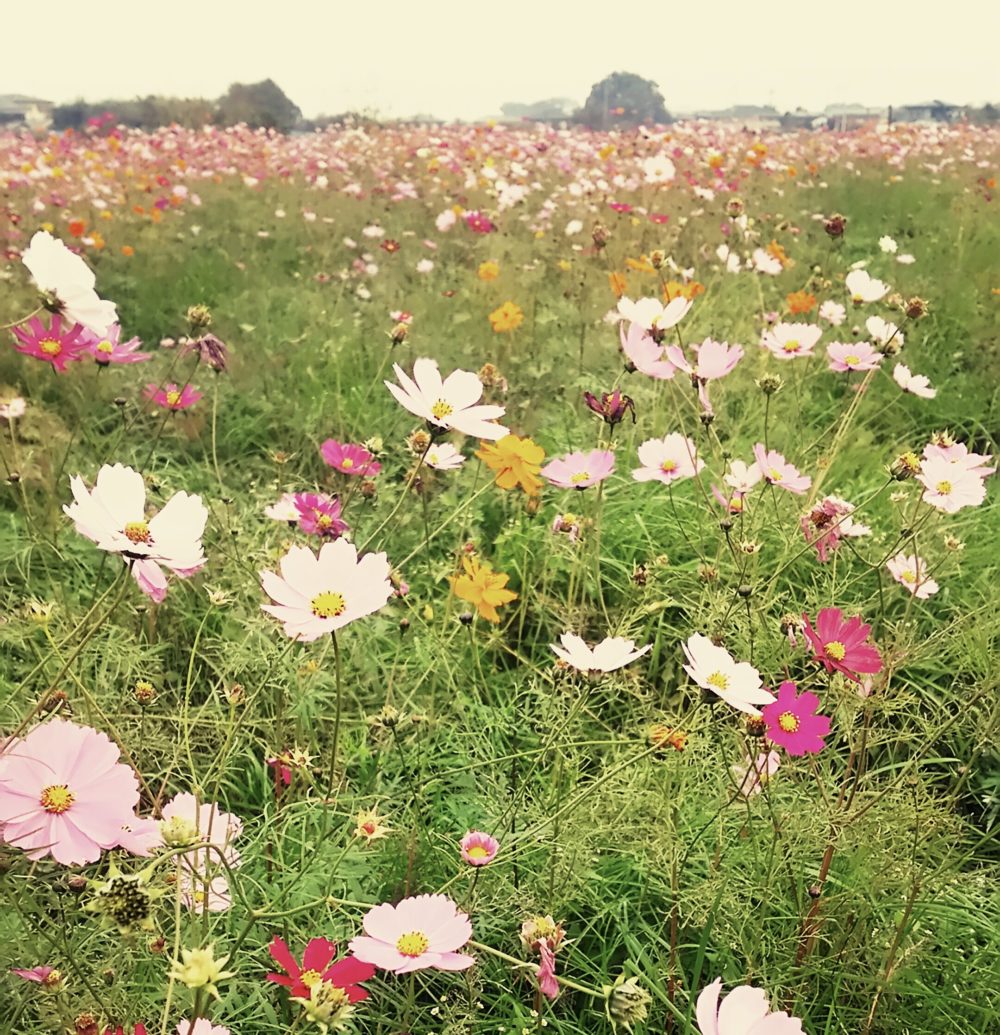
top-left (0, 122), bottom-right (998, 1035)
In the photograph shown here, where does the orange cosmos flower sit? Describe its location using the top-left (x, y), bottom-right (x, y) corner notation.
top-left (450, 555), bottom-right (518, 623)
top-left (68, 219), bottom-right (86, 238)
top-left (475, 435), bottom-right (545, 496)
top-left (625, 256), bottom-right (655, 273)
top-left (786, 290), bottom-right (816, 315)
top-left (488, 301), bottom-right (524, 333)
top-left (478, 260), bottom-right (500, 281)
top-left (766, 240), bottom-right (793, 268)
top-left (121, 245), bottom-right (135, 257)
top-left (608, 271), bottom-right (628, 298)
top-left (662, 280), bottom-right (705, 302)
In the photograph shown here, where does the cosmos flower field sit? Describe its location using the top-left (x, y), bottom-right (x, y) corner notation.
top-left (0, 119), bottom-right (998, 1035)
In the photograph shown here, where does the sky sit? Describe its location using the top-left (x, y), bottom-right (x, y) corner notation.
top-left (4, 0), bottom-right (998, 120)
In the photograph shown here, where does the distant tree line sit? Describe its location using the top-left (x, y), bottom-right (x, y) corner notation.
top-left (53, 79), bottom-right (302, 133)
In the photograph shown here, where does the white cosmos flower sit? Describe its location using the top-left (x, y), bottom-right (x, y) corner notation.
top-left (616, 295), bottom-right (691, 333)
top-left (892, 364), bottom-right (936, 398)
top-left (845, 269), bottom-right (890, 304)
top-left (425, 443), bottom-right (466, 470)
top-left (752, 248), bottom-right (782, 275)
top-left (21, 230), bottom-right (118, 335)
top-left (866, 315), bottom-right (904, 350)
top-left (878, 235), bottom-right (898, 253)
top-left (818, 300), bottom-right (846, 326)
top-left (681, 634), bottom-right (774, 715)
top-left (724, 459), bottom-right (763, 495)
top-left (385, 358), bottom-right (508, 440)
top-left (642, 155), bottom-right (676, 183)
top-left (550, 633), bottom-right (651, 673)
top-left (265, 493), bottom-right (300, 521)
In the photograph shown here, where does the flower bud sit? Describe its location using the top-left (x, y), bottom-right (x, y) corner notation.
top-left (890, 451), bottom-right (921, 480)
top-left (726, 198), bottom-right (745, 217)
top-left (592, 222), bottom-right (610, 249)
top-left (823, 213), bottom-right (847, 238)
top-left (756, 374), bottom-right (784, 395)
top-left (607, 974), bottom-right (653, 1029)
top-left (133, 679), bottom-right (156, 706)
top-left (904, 296), bottom-right (929, 319)
top-left (186, 304), bottom-right (212, 330)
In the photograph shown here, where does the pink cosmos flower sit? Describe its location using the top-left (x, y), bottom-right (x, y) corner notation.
top-left (537, 942), bottom-right (559, 1000)
top-left (752, 444), bottom-right (811, 494)
top-left (619, 321), bottom-right (677, 379)
top-left (180, 871), bottom-right (232, 914)
top-left (520, 916), bottom-right (565, 1001)
top-left (665, 338), bottom-right (743, 380)
top-left (893, 364), bottom-right (935, 398)
top-left (320, 440), bottom-right (381, 477)
top-left (915, 458), bottom-right (987, 513)
top-left (800, 495), bottom-right (870, 562)
top-left (1, 396), bottom-right (27, 421)
top-left (802, 607), bottom-right (883, 682)
top-left (551, 633), bottom-right (650, 673)
top-left (176, 1022), bottom-right (230, 1035)
top-left (117, 815), bottom-right (163, 856)
top-left (386, 358), bottom-right (507, 439)
top-left (260, 539), bottom-right (393, 641)
top-left (460, 830), bottom-right (499, 866)
top-left (349, 893), bottom-right (475, 973)
top-left (267, 936), bottom-right (376, 1000)
top-left (541, 449), bottom-right (615, 489)
top-left (886, 552), bottom-right (940, 599)
top-left (732, 751), bottom-right (781, 797)
top-left (12, 313), bottom-right (88, 372)
top-left (160, 792), bottom-right (243, 868)
top-left (826, 341), bottom-right (882, 372)
top-left (818, 300), bottom-right (846, 326)
top-left (293, 492), bottom-right (349, 539)
top-left (696, 977), bottom-right (804, 1035)
top-left (144, 383), bottom-right (202, 411)
top-left (922, 442), bottom-right (995, 478)
top-left (682, 634), bottom-right (774, 716)
top-left (11, 965), bottom-right (62, 986)
top-left (762, 681), bottom-right (831, 756)
top-left (633, 433), bottom-right (704, 485)
top-left (0, 719), bottom-right (141, 865)
top-left (761, 322), bottom-right (821, 360)
top-left (82, 324), bottom-right (150, 366)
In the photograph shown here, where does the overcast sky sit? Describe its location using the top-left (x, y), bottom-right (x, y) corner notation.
top-left (4, 1), bottom-right (997, 119)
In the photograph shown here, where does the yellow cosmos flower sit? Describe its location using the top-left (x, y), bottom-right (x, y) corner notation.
top-left (478, 260), bottom-right (500, 281)
top-left (475, 435), bottom-right (545, 496)
top-left (488, 301), bottom-right (524, 333)
top-left (449, 556), bottom-right (517, 623)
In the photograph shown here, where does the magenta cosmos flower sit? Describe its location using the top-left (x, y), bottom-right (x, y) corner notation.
top-left (0, 719), bottom-right (143, 865)
top-left (633, 433), bottom-right (703, 485)
top-left (12, 313), bottom-right (88, 372)
top-left (803, 607), bottom-right (883, 682)
top-left (826, 341), bottom-right (882, 373)
top-left (260, 539), bottom-right (392, 641)
top-left (460, 831), bottom-right (499, 866)
top-left (144, 382), bottom-right (202, 411)
top-left (385, 358), bottom-right (507, 440)
top-left (293, 492), bottom-right (349, 539)
top-left (762, 681), bottom-right (831, 756)
top-left (11, 965), bottom-right (63, 986)
top-left (82, 324), bottom-right (151, 366)
top-left (753, 444), bottom-right (811, 494)
top-left (696, 977), bottom-right (804, 1035)
top-left (320, 439), bottom-right (381, 477)
top-left (349, 893), bottom-right (475, 973)
top-left (761, 322), bottom-right (822, 360)
top-left (541, 449), bottom-right (615, 489)
top-left (267, 936), bottom-right (376, 1000)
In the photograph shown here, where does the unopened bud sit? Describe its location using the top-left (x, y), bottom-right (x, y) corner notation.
top-left (890, 451), bottom-right (921, 480)
top-left (904, 296), bottom-right (929, 319)
top-left (823, 213), bottom-right (847, 238)
top-left (756, 374), bottom-right (784, 395)
top-left (186, 304), bottom-right (212, 330)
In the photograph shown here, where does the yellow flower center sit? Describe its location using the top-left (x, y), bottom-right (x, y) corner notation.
top-left (165, 390), bottom-right (182, 406)
top-left (340, 457), bottom-right (354, 469)
top-left (769, 468), bottom-right (784, 481)
top-left (569, 471), bottom-right (590, 484)
top-left (311, 591), bottom-right (346, 619)
top-left (660, 460), bottom-right (677, 473)
top-left (466, 845), bottom-right (490, 859)
top-left (124, 520), bottom-right (151, 544)
top-left (42, 969), bottom-right (63, 986)
top-left (845, 354), bottom-right (860, 365)
top-left (851, 293), bottom-right (863, 303)
top-left (300, 969), bottom-right (323, 989)
top-left (431, 399), bottom-right (453, 420)
top-left (901, 568), bottom-right (916, 583)
top-left (935, 480), bottom-right (952, 494)
top-left (396, 931), bottom-right (429, 957)
top-left (39, 337), bottom-right (63, 355)
top-left (778, 711), bottom-right (800, 733)
top-left (316, 513), bottom-right (333, 530)
top-left (825, 640), bottom-right (846, 661)
top-left (707, 671), bottom-right (729, 690)
top-left (782, 339), bottom-right (800, 352)
top-left (96, 340), bottom-right (114, 354)
top-left (40, 784), bottom-right (75, 814)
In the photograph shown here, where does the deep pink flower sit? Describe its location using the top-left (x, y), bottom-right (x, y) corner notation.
top-left (144, 383), bottom-right (202, 410)
top-left (465, 210), bottom-right (496, 234)
top-left (753, 443), bottom-right (811, 494)
top-left (762, 681), bottom-right (831, 756)
top-left (542, 449), bottom-right (615, 489)
top-left (320, 440), bottom-right (381, 477)
top-left (11, 965), bottom-right (63, 986)
top-left (583, 389), bottom-right (635, 426)
top-left (0, 719), bottom-right (141, 865)
top-left (12, 313), bottom-right (88, 372)
top-left (802, 607), bottom-right (883, 682)
top-left (267, 936), bottom-right (376, 1001)
top-left (460, 830), bottom-right (499, 866)
top-left (82, 324), bottom-right (150, 365)
top-left (800, 495), bottom-right (869, 562)
top-left (293, 492), bottom-right (349, 539)
top-left (537, 942), bottom-right (559, 1000)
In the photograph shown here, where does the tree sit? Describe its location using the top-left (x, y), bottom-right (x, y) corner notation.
top-left (577, 72), bottom-right (670, 129)
top-left (215, 79), bottom-right (301, 132)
